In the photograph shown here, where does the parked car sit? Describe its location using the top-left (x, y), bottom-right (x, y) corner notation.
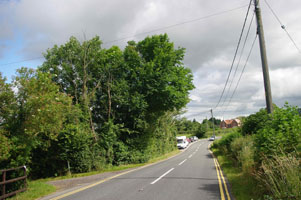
top-left (177, 136), bottom-right (189, 149)
top-left (209, 136), bottom-right (215, 141)
top-left (193, 136), bottom-right (198, 141)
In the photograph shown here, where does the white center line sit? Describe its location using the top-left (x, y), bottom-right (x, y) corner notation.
top-left (151, 168), bottom-right (174, 184)
top-left (178, 159), bottom-right (187, 166)
top-left (189, 154), bottom-right (193, 158)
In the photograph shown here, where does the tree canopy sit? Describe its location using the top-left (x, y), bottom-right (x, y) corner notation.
top-left (0, 34), bottom-right (195, 178)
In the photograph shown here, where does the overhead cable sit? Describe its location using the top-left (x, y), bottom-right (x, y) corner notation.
top-left (214, 0), bottom-right (253, 109)
top-left (103, 4), bottom-right (249, 45)
top-left (264, 0), bottom-right (301, 54)
top-left (0, 4), bottom-right (248, 67)
top-left (222, 34), bottom-right (258, 116)
top-left (220, 12), bottom-right (255, 110)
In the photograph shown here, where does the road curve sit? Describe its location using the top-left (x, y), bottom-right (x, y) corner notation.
top-left (47, 139), bottom-right (232, 200)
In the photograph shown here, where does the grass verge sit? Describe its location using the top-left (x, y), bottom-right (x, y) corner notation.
top-left (9, 149), bottom-right (180, 200)
top-left (9, 180), bottom-right (56, 200)
top-left (211, 145), bottom-right (262, 200)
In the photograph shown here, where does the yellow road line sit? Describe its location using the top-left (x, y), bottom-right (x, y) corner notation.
top-left (51, 151), bottom-right (182, 200)
top-left (51, 168), bottom-right (136, 200)
top-left (213, 158), bottom-right (225, 200)
top-left (208, 142), bottom-right (231, 200)
top-left (216, 158), bottom-right (231, 200)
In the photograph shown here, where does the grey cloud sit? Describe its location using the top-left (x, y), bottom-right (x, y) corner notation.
top-left (1, 0), bottom-right (301, 122)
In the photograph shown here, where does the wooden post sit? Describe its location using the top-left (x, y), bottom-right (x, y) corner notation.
top-left (23, 166), bottom-right (27, 189)
top-left (1, 171), bottom-right (6, 197)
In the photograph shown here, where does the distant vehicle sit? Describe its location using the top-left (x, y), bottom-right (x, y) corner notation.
top-left (193, 136), bottom-right (198, 141)
top-left (209, 136), bottom-right (215, 141)
top-left (177, 136), bottom-right (189, 149)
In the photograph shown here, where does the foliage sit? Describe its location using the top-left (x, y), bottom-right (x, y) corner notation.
top-left (0, 130), bottom-right (11, 162)
top-left (212, 130), bottom-right (242, 153)
top-left (230, 136), bottom-right (255, 174)
top-left (14, 68), bottom-right (73, 148)
top-left (174, 117), bottom-right (206, 138)
top-left (256, 153), bottom-right (301, 200)
top-left (0, 33), bottom-right (194, 182)
top-left (210, 146), bottom-right (262, 200)
top-left (208, 117), bottom-right (221, 126)
top-left (0, 68), bottom-right (101, 179)
top-left (241, 108), bottom-right (269, 135)
top-left (254, 104), bottom-right (301, 159)
top-left (213, 103), bottom-right (301, 199)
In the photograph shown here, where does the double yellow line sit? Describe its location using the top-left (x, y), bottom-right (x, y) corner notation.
top-left (208, 143), bottom-right (231, 200)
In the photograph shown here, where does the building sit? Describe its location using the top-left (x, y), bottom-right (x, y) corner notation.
top-left (220, 119), bottom-right (241, 129)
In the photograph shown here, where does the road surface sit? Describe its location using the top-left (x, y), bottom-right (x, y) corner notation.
top-left (48, 139), bottom-right (232, 200)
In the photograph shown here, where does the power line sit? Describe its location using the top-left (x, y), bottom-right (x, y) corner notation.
top-left (0, 56), bottom-right (45, 67)
top-left (103, 4), bottom-right (249, 45)
top-left (214, 0), bottom-right (253, 109)
top-left (219, 12), bottom-right (255, 110)
top-left (222, 34), bottom-right (258, 116)
top-left (263, 0), bottom-right (301, 54)
top-left (0, 4), bottom-right (248, 67)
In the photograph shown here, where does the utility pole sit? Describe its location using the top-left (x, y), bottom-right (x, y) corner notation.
top-left (254, 0), bottom-right (273, 113)
top-left (210, 109), bottom-right (215, 137)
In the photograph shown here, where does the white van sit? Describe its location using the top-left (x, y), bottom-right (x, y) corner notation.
top-left (176, 136), bottom-right (188, 149)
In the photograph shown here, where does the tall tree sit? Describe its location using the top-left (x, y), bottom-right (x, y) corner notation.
top-left (40, 36), bottom-right (105, 139)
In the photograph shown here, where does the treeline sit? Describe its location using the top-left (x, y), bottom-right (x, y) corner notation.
top-left (213, 104), bottom-right (301, 199)
top-left (0, 34), bottom-right (195, 178)
top-left (174, 117), bottom-right (220, 138)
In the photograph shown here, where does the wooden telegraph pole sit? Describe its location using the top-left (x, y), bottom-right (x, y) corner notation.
top-left (254, 0), bottom-right (273, 113)
top-left (210, 109), bottom-right (215, 137)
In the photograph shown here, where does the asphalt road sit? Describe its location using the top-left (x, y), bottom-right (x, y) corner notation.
top-left (50, 139), bottom-right (232, 200)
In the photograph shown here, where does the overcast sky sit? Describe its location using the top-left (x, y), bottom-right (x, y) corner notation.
top-left (1, 0), bottom-right (301, 122)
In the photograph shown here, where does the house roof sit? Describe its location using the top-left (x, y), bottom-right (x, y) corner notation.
top-left (222, 119), bottom-right (240, 124)
top-left (224, 120), bottom-right (233, 124)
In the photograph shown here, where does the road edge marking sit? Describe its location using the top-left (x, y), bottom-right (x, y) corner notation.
top-left (50, 141), bottom-right (205, 200)
top-left (208, 143), bottom-right (231, 200)
top-left (50, 147), bottom-right (187, 200)
top-left (215, 156), bottom-right (231, 200)
top-left (213, 158), bottom-right (225, 200)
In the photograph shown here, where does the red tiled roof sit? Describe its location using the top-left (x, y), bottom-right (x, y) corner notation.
top-left (224, 120), bottom-right (233, 124)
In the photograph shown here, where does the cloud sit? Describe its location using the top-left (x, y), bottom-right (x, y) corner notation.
top-left (1, 0), bottom-right (301, 122)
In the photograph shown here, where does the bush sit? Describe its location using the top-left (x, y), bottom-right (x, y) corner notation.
top-left (242, 108), bottom-right (269, 135)
top-left (213, 130), bottom-right (242, 153)
top-left (254, 104), bottom-right (301, 160)
top-left (0, 131), bottom-right (11, 162)
top-left (256, 153), bottom-right (301, 199)
top-left (230, 136), bottom-right (255, 174)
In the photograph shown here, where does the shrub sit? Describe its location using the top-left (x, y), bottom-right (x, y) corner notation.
top-left (230, 136), bottom-right (255, 174)
top-left (213, 130), bottom-right (242, 153)
top-left (254, 104), bottom-right (301, 160)
top-left (0, 131), bottom-right (11, 162)
top-left (241, 108), bottom-right (269, 135)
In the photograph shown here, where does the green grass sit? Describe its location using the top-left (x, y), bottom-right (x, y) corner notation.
top-left (9, 180), bottom-right (56, 200)
top-left (9, 149), bottom-right (180, 200)
top-left (211, 145), bottom-right (262, 200)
